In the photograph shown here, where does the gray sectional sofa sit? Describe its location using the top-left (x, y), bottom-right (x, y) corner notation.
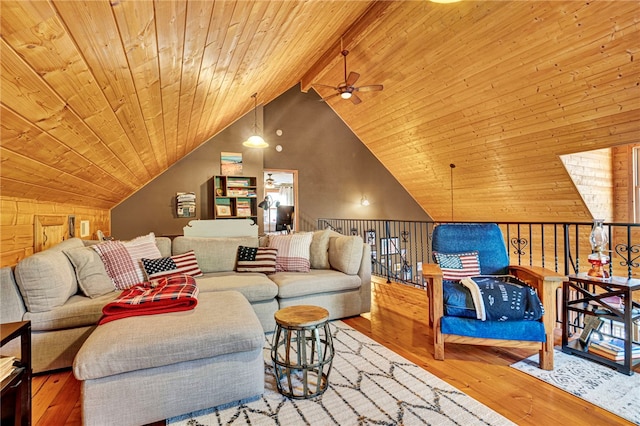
top-left (0, 229), bottom-right (371, 374)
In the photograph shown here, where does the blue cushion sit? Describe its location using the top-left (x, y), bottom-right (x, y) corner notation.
top-left (432, 223), bottom-right (509, 275)
top-left (443, 280), bottom-right (476, 319)
top-left (441, 316), bottom-right (546, 342)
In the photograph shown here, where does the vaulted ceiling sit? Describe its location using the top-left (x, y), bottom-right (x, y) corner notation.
top-left (1, 1), bottom-right (639, 222)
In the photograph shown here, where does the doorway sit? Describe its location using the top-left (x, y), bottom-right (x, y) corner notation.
top-left (262, 170), bottom-right (298, 233)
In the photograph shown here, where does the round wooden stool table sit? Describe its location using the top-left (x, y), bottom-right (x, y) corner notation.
top-left (271, 305), bottom-right (334, 399)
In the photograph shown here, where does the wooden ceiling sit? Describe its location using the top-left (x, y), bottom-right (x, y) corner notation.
top-left (1, 1), bottom-right (639, 222)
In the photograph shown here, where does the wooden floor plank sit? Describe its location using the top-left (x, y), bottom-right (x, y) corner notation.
top-left (31, 278), bottom-right (634, 425)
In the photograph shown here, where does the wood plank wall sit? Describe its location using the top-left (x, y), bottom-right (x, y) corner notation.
top-left (0, 196), bottom-right (110, 267)
top-left (612, 144), bottom-right (636, 223)
top-left (560, 149), bottom-right (613, 221)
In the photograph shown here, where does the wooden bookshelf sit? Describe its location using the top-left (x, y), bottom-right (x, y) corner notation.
top-left (213, 176), bottom-right (258, 222)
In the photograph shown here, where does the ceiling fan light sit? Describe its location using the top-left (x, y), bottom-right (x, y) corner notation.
top-left (341, 92), bottom-right (352, 99)
top-left (243, 135), bottom-right (269, 148)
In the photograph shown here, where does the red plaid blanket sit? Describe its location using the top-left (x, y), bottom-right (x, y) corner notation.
top-left (99, 274), bottom-right (199, 325)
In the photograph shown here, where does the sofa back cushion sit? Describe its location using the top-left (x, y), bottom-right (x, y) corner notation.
top-left (14, 238), bottom-right (84, 313)
top-left (309, 229), bottom-right (332, 269)
top-left (328, 235), bottom-right (364, 275)
top-left (172, 236), bottom-right (258, 273)
top-left (63, 246), bottom-right (115, 298)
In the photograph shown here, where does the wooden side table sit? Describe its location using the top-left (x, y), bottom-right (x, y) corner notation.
top-left (1, 321), bottom-right (31, 426)
top-left (562, 274), bottom-right (640, 375)
top-left (271, 305), bottom-right (334, 399)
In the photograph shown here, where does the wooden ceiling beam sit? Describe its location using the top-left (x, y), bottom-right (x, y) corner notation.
top-left (299, 1), bottom-right (398, 93)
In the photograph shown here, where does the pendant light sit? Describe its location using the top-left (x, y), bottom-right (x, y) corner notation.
top-left (243, 93), bottom-right (268, 148)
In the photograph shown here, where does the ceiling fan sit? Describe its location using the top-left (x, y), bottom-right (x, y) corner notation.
top-left (313, 49), bottom-right (383, 105)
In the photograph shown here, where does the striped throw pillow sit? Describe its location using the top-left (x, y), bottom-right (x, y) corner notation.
top-left (141, 251), bottom-right (203, 280)
top-left (93, 241), bottom-right (141, 290)
top-left (236, 246), bottom-right (278, 274)
top-left (433, 251), bottom-right (481, 281)
top-left (268, 233), bottom-right (313, 272)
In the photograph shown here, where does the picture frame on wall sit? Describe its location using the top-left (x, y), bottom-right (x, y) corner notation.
top-left (220, 152), bottom-right (243, 176)
top-left (380, 237), bottom-right (399, 255)
top-left (365, 230), bottom-right (376, 246)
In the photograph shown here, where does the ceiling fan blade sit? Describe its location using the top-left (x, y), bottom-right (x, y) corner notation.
top-left (346, 71), bottom-right (360, 86)
top-left (318, 93), bottom-right (341, 102)
top-left (312, 83), bottom-right (339, 91)
top-left (356, 84), bottom-right (383, 92)
top-left (350, 93), bottom-right (362, 105)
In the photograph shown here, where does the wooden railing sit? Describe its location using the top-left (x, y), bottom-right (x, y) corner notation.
top-left (317, 219), bottom-right (640, 287)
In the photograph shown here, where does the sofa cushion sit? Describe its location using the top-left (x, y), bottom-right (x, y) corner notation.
top-left (194, 272), bottom-right (278, 303)
top-left (73, 291), bottom-right (264, 380)
top-left (236, 246), bottom-right (277, 274)
top-left (14, 238), bottom-right (85, 313)
top-left (23, 292), bottom-right (119, 331)
top-left (172, 236), bottom-right (258, 273)
top-left (269, 233), bottom-right (313, 272)
top-left (93, 241), bottom-right (142, 290)
top-left (64, 246), bottom-right (115, 298)
top-left (309, 229), bottom-right (332, 269)
top-left (141, 251), bottom-right (203, 280)
top-left (122, 233), bottom-right (162, 283)
top-left (328, 235), bottom-right (364, 275)
top-left (433, 251), bottom-right (480, 281)
top-left (270, 269), bottom-right (361, 299)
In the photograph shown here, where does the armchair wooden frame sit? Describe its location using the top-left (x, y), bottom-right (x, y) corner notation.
top-left (423, 264), bottom-right (567, 370)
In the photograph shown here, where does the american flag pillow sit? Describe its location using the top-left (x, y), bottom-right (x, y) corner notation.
top-left (141, 251), bottom-right (203, 280)
top-left (433, 251), bottom-right (481, 281)
top-left (268, 233), bottom-right (313, 272)
top-left (236, 246), bottom-right (278, 274)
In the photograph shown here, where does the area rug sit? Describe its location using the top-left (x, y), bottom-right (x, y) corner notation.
top-left (510, 349), bottom-right (640, 424)
top-left (168, 321), bottom-right (514, 425)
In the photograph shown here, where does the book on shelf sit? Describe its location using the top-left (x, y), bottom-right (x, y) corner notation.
top-left (228, 189), bottom-right (249, 197)
top-left (587, 337), bottom-right (640, 359)
top-left (588, 345), bottom-right (640, 361)
top-left (236, 206), bottom-right (252, 217)
top-left (0, 356), bottom-right (17, 382)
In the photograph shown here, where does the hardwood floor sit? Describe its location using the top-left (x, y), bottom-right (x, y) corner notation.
top-left (32, 279), bottom-right (634, 425)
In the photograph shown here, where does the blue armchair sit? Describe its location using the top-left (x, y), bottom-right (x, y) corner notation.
top-left (423, 223), bottom-right (567, 370)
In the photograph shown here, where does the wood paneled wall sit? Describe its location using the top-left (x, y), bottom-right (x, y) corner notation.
top-left (1, 1), bottom-right (638, 227)
top-left (561, 149), bottom-right (613, 221)
top-left (0, 196), bottom-right (109, 267)
top-left (612, 144), bottom-right (637, 223)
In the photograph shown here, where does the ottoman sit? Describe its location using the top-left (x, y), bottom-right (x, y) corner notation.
top-left (73, 291), bottom-right (264, 426)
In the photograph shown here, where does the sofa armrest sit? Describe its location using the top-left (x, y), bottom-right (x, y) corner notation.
top-left (0, 267), bottom-right (26, 323)
top-left (422, 263), bottom-right (444, 359)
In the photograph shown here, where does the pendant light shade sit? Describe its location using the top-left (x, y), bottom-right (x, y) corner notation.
top-left (243, 93), bottom-right (268, 148)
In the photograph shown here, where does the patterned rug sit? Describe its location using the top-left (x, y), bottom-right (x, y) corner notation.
top-left (168, 321), bottom-right (514, 425)
top-left (511, 349), bottom-right (640, 424)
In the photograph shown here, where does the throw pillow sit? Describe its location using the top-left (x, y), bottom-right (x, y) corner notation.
top-left (64, 246), bottom-right (115, 298)
top-left (328, 235), bottom-right (364, 275)
top-left (13, 238), bottom-right (84, 313)
top-left (309, 228), bottom-right (332, 269)
top-left (433, 251), bottom-right (481, 281)
top-left (123, 233), bottom-right (162, 283)
top-left (236, 246), bottom-right (278, 274)
top-left (141, 251), bottom-right (204, 280)
top-left (268, 233), bottom-right (313, 272)
top-left (92, 241), bottom-right (141, 290)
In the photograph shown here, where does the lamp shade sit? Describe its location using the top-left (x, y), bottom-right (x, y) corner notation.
top-left (243, 93), bottom-right (268, 148)
top-left (243, 135), bottom-right (268, 148)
